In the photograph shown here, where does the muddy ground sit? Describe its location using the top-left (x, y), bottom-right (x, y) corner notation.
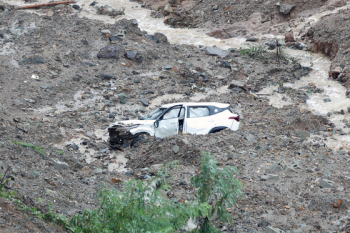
top-left (1, 0), bottom-right (350, 232)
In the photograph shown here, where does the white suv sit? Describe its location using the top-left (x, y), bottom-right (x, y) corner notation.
top-left (108, 102), bottom-right (240, 149)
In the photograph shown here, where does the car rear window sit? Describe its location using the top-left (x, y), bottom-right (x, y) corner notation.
top-left (188, 107), bottom-right (210, 118)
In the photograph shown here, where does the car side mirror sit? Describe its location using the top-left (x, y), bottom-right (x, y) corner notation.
top-left (154, 120), bottom-right (159, 128)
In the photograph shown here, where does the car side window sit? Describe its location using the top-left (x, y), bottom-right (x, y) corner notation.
top-left (162, 107), bottom-right (181, 120)
top-left (188, 107), bottom-right (210, 118)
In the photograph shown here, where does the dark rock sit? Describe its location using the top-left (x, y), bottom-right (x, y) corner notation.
top-left (134, 78), bottom-right (140, 83)
top-left (145, 34), bottom-right (160, 43)
top-left (73, 75), bottom-right (81, 81)
top-left (82, 39), bottom-right (89, 45)
top-left (125, 51), bottom-right (136, 59)
top-left (97, 46), bottom-right (119, 59)
top-left (109, 35), bottom-right (123, 42)
top-left (109, 113), bottom-right (115, 118)
top-left (100, 74), bottom-right (114, 80)
top-left (71, 144), bottom-right (79, 150)
top-left (323, 98), bottom-right (331, 102)
top-left (19, 57), bottom-right (46, 65)
top-left (258, 220), bottom-right (271, 227)
top-left (154, 32), bottom-right (168, 43)
top-left (140, 99), bottom-right (149, 106)
top-left (222, 61), bottom-right (231, 69)
top-left (246, 38), bottom-right (257, 42)
top-left (267, 41), bottom-right (275, 50)
top-left (90, 1), bottom-right (97, 6)
top-left (132, 19), bottom-right (138, 25)
top-left (0, 34), bottom-right (3, 39)
top-left (72, 4), bottom-right (80, 10)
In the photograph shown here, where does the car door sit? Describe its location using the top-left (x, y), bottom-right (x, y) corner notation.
top-left (184, 106), bottom-right (216, 134)
top-left (154, 105), bottom-right (181, 138)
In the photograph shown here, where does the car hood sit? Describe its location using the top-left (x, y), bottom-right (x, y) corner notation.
top-left (108, 119), bottom-right (155, 128)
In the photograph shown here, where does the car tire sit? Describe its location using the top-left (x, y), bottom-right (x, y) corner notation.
top-left (131, 133), bottom-right (150, 148)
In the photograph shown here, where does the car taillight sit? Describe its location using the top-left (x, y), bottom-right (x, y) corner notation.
top-left (229, 116), bottom-right (240, 122)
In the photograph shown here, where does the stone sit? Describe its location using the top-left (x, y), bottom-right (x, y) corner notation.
top-left (247, 134), bottom-right (257, 142)
top-left (145, 34), bottom-right (160, 43)
top-left (101, 74), bottom-right (114, 80)
top-left (164, 66), bottom-right (173, 70)
top-left (109, 35), bottom-right (123, 42)
top-left (52, 159), bottom-right (69, 170)
top-left (19, 57), bottom-right (45, 65)
top-left (246, 38), bottom-right (257, 42)
top-left (95, 103), bottom-right (106, 111)
top-left (267, 41), bottom-right (275, 50)
top-left (101, 29), bottom-right (111, 35)
top-left (140, 99), bottom-right (149, 106)
top-left (100, 148), bottom-right (109, 153)
top-left (94, 167), bottom-right (103, 174)
top-left (319, 179), bottom-right (334, 188)
top-left (228, 80), bottom-right (246, 89)
top-left (154, 32), bottom-right (168, 43)
top-left (222, 61), bottom-right (231, 69)
top-left (323, 98), bottom-right (331, 102)
top-left (72, 75), bottom-right (81, 81)
top-left (278, 4), bottom-right (295, 14)
top-left (71, 144), bottom-right (79, 150)
top-left (163, 5), bottom-right (173, 14)
top-left (149, 164), bottom-right (163, 174)
top-left (258, 220), bottom-right (270, 227)
top-left (97, 46), bottom-right (119, 59)
top-left (212, 5), bottom-right (218, 10)
top-left (134, 78), bottom-right (140, 83)
top-left (295, 129), bottom-right (310, 138)
top-left (119, 93), bottom-right (127, 104)
top-left (132, 19), bottom-right (138, 25)
top-left (204, 47), bottom-right (229, 58)
top-left (0, 161), bottom-right (6, 170)
top-left (266, 109), bottom-right (276, 114)
top-left (118, 93), bottom-right (127, 99)
top-left (172, 145), bottom-right (180, 153)
top-left (72, 4), bottom-right (80, 10)
top-left (109, 113), bottom-right (115, 118)
top-left (265, 226), bottom-right (284, 233)
top-left (260, 174), bottom-right (279, 181)
top-left (285, 31), bottom-right (295, 42)
top-left (24, 98), bottom-right (36, 104)
top-left (125, 51), bottom-right (136, 60)
top-left (181, 138), bottom-right (189, 144)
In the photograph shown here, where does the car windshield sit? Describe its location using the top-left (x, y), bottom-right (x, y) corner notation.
top-left (141, 108), bottom-right (167, 120)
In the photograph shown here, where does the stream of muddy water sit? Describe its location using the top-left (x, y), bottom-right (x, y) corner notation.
top-left (5, 0), bottom-right (350, 159)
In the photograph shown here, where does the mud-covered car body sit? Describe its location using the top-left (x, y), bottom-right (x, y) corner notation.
top-left (108, 102), bottom-right (240, 149)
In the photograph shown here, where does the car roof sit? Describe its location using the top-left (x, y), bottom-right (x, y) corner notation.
top-left (160, 102), bottom-right (230, 108)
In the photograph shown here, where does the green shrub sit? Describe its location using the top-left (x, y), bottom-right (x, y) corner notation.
top-left (70, 161), bottom-right (210, 233)
top-left (70, 152), bottom-right (243, 232)
top-left (191, 151), bottom-right (243, 232)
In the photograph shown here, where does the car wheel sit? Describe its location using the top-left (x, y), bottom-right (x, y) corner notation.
top-left (131, 133), bottom-right (150, 148)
